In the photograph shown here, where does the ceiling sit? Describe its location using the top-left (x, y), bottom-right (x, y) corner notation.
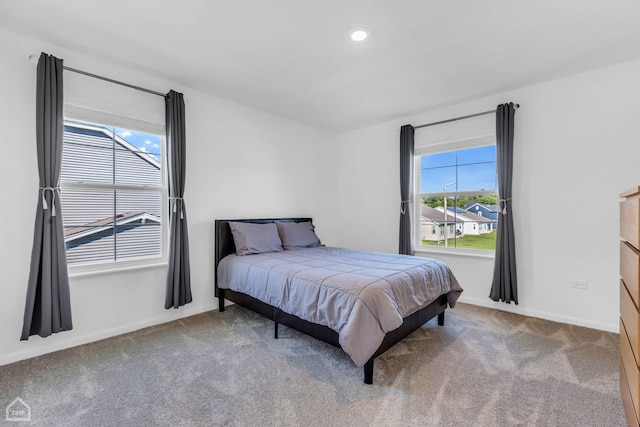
top-left (1, 0), bottom-right (640, 132)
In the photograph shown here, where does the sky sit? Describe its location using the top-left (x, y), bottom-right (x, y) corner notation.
top-left (116, 128), bottom-right (162, 162)
top-left (420, 145), bottom-right (496, 194)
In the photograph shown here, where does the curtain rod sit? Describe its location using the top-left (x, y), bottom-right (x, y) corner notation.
top-left (414, 104), bottom-right (520, 129)
top-left (28, 55), bottom-right (167, 98)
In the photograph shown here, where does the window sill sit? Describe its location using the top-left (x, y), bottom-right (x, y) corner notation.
top-left (68, 261), bottom-right (167, 279)
top-left (414, 247), bottom-right (495, 260)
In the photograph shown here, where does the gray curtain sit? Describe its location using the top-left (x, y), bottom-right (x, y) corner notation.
top-left (490, 103), bottom-right (518, 304)
top-left (399, 124), bottom-right (415, 255)
top-left (165, 90), bottom-right (192, 309)
top-left (21, 53), bottom-right (73, 340)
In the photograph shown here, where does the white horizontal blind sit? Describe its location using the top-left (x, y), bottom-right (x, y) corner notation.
top-left (415, 113), bottom-right (495, 156)
top-left (64, 105), bottom-right (165, 135)
top-left (60, 116), bottom-right (164, 266)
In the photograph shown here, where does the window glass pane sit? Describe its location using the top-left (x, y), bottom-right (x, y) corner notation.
top-left (61, 187), bottom-right (115, 265)
top-left (66, 233), bottom-right (114, 265)
top-left (421, 151), bottom-right (456, 168)
top-left (114, 128), bottom-right (162, 186)
top-left (62, 122), bottom-right (162, 187)
top-left (60, 118), bottom-right (164, 267)
top-left (456, 162), bottom-right (497, 191)
top-left (457, 145), bottom-right (495, 165)
top-left (420, 145), bottom-right (497, 194)
top-left (420, 165), bottom-right (457, 193)
top-left (115, 190), bottom-right (162, 261)
top-left (61, 124), bottom-right (114, 184)
top-left (60, 187), bottom-right (115, 227)
top-left (418, 195), bottom-right (498, 250)
top-left (116, 190), bottom-right (162, 218)
top-left (115, 222), bottom-right (161, 261)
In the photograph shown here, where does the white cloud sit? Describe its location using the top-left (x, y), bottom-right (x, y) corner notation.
top-left (119, 130), bottom-right (132, 137)
top-left (140, 147), bottom-right (147, 152)
top-left (144, 140), bottom-right (152, 145)
top-left (152, 143), bottom-right (159, 148)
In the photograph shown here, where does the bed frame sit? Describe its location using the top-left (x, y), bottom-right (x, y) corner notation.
top-left (214, 218), bottom-right (448, 384)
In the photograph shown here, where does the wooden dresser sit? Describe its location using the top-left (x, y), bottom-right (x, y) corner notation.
top-left (621, 186), bottom-right (640, 427)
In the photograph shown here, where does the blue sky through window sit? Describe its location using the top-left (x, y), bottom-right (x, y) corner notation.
top-left (420, 145), bottom-right (496, 193)
top-left (115, 128), bottom-right (162, 162)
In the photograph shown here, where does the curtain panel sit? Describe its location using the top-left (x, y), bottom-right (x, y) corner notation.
top-left (164, 90), bottom-right (192, 309)
top-left (489, 103), bottom-right (518, 304)
top-left (399, 124), bottom-right (415, 255)
top-left (21, 53), bottom-right (73, 340)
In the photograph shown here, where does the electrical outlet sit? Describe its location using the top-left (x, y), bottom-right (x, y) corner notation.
top-left (571, 280), bottom-right (588, 290)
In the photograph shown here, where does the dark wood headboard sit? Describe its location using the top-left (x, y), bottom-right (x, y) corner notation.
top-left (214, 218), bottom-right (312, 297)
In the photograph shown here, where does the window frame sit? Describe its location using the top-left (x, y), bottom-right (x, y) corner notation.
top-left (61, 107), bottom-right (168, 276)
top-left (413, 134), bottom-right (498, 258)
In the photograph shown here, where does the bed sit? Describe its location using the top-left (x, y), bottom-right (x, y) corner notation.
top-left (214, 218), bottom-right (462, 384)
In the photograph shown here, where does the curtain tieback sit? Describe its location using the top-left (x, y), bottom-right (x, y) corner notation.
top-left (170, 197), bottom-right (185, 219)
top-left (499, 198), bottom-right (512, 215)
top-left (400, 199), bottom-right (413, 215)
top-left (40, 187), bottom-right (59, 217)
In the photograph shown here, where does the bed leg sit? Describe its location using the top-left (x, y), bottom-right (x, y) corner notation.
top-left (218, 290), bottom-right (225, 312)
top-left (438, 311), bottom-right (445, 326)
top-left (274, 322), bottom-right (279, 339)
top-left (364, 360), bottom-right (374, 385)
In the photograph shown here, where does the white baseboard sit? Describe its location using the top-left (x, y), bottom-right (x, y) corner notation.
top-left (458, 296), bottom-right (619, 334)
top-left (0, 302), bottom-right (220, 366)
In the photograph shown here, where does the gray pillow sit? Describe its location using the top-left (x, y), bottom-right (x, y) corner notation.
top-left (276, 221), bottom-right (323, 250)
top-left (229, 222), bottom-right (284, 256)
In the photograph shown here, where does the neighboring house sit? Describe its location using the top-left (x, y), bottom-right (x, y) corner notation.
top-left (60, 122), bottom-right (162, 264)
top-left (64, 211), bottom-right (161, 264)
top-left (420, 205), bottom-right (495, 243)
top-left (464, 201), bottom-right (500, 230)
top-left (440, 207), bottom-right (494, 236)
top-left (420, 205), bottom-right (460, 242)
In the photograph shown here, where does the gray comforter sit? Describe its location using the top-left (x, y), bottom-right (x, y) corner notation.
top-left (217, 247), bottom-right (463, 367)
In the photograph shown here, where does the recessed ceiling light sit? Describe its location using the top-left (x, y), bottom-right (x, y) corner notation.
top-left (350, 29), bottom-right (369, 42)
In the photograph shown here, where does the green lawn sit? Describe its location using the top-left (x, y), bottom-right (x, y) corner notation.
top-left (422, 230), bottom-right (497, 250)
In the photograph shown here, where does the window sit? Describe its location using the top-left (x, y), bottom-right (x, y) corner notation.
top-left (415, 143), bottom-right (498, 252)
top-left (60, 118), bottom-right (165, 268)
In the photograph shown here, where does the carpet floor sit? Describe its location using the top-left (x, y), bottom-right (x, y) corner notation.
top-left (0, 303), bottom-right (625, 426)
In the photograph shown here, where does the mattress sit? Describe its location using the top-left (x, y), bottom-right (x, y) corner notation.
top-left (217, 247), bottom-right (463, 366)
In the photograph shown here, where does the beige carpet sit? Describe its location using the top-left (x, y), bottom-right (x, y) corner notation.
top-left (0, 303), bottom-right (625, 426)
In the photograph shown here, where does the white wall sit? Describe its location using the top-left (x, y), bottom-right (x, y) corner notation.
top-left (0, 28), bottom-right (337, 365)
top-left (331, 58), bottom-right (640, 332)
top-left (3, 25), bottom-right (638, 367)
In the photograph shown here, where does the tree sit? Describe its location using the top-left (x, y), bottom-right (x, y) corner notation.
top-left (423, 194), bottom-right (498, 210)
top-left (423, 197), bottom-right (443, 208)
top-left (423, 196), bottom-right (459, 209)
top-left (467, 195), bottom-right (498, 206)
